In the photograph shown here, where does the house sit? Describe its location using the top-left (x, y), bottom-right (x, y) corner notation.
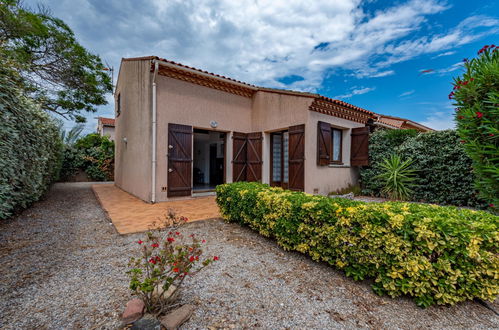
top-left (96, 117), bottom-right (116, 141)
top-left (114, 56), bottom-right (427, 203)
top-left (375, 114), bottom-right (433, 132)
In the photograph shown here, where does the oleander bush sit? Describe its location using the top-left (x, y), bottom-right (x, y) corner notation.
top-left (0, 65), bottom-right (63, 220)
top-left (451, 45), bottom-right (499, 211)
top-left (216, 182), bottom-right (499, 307)
top-left (360, 129), bottom-right (483, 207)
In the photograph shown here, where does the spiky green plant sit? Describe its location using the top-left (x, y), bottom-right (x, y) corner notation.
top-left (375, 154), bottom-right (417, 200)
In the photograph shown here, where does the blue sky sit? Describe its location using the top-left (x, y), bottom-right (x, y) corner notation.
top-left (26, 0), bottom-right (498, 132)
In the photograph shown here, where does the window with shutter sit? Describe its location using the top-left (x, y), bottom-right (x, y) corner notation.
top-left (317, 121), bottom-right (331, 166)
top-left (351, 126), bottom-right (369, 166)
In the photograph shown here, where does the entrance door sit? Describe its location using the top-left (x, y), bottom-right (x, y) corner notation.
top-left (193, 129), bottom-right (226, 191)
top-left (167, 123), bottom-right (193, 197)
top-left (270, 131), bottom-right (289, 188)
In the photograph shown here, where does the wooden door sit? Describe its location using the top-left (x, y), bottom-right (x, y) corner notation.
top-left (167, 123), bottom-right (192, 197)
top-left (350, 126), bottom-right (369, 166)
top-left (288, 124), bottom-right (305, 191)
top-left (232, 132), bottom-right (247, 182)
top-left (247, 132), bottom-right (263, 182)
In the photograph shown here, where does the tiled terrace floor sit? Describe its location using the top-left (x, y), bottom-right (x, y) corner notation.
top-left (92, 184), bottom-right (221, 234)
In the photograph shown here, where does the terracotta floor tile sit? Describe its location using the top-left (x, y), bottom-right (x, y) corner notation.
top-left (92, 184), bottom-right (221, 234)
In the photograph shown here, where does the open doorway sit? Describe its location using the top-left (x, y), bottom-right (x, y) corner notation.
top-left (193, 129), bottom-right (226, 192)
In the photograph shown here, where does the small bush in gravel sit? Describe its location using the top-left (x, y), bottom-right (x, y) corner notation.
top-left (127, 211), bottom-right (218, 315)
top-left (216, 182), bottom-right (498, 308)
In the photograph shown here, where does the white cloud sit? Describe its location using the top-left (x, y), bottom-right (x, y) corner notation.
top-left (399, 90), bottom-right (415, 97)
top-left (419, 106), bottom-right (456, 130)
top-left (23, 0), bottom-right (498, 132)
top-left (335, 86), bottom-right (376, 99)
top-left (432, 51), bottom-right (456, 58)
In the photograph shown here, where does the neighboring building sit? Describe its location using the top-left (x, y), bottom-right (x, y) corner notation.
top-left (97, 117), bottom-right (116, 141)
top-left (375, 114), bottom-right (433, 132)
top-left (114, 56), bottom-right (430, 203)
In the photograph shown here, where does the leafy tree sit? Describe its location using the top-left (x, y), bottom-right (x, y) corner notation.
top-left (451, 45), bottom-right (499, 211)
top-left (0, 0), bottom-right (112, 121)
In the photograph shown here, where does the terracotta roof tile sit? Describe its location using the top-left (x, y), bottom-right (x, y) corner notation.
top-left (98, 117), bottom-right (115, 126)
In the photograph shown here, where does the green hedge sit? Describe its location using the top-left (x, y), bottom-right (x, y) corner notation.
top-left (360, 129), bottom-right (483, 207)
top-left (216, 182), bottom-right (498, 307)
top-left (0, 66), bottom-right (63, 220)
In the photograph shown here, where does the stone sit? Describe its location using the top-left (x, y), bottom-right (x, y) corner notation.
top-left (330, 192), bottom-right (354, 200)
top-left (122, 298), bottom-right (145, 325)
top-left (160, 304), bottom-right (195, 330)
top-left (131, 313), bottom-right (161, 330)
top-left (152, 284), bottom-right (177, 302)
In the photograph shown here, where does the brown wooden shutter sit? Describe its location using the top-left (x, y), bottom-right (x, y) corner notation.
top-left (317, 121), bottom-right (331, 166)
top-left (288, 124), bottom-right (305, 191)
top-left (247, 132), bottom-right (263, 182)
top-left (167, 123), bottom-right (192, 197)
top-left (351, 126), bottom-right (369, 166)
top-left (232, 132), bottom-right (247, 182)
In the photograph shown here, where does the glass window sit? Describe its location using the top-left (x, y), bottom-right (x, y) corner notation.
top-left (283, 132), bottom-right (289, 183)
top-left (331, 129), bottom-right (342, 162)
top-left (272, 134), bottom-right (282, 181)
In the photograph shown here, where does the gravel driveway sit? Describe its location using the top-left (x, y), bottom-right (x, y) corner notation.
top-left (0, 183), bottom-right (497, 329)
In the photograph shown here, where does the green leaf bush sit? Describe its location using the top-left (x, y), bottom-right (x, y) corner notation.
top-left (360, 129), bottom-right (482, 207)
top-left (0, 64), bottom-right (63, 220)
top-left (60, 133), bottom-right (115, 181)
top-left (451, 45), bottom-right (499, 211)
top-left (216, 182), bottom-right (498, 307)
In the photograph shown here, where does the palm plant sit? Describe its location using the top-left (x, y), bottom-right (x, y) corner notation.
top-left (375, 154), bottom-right (417, 200)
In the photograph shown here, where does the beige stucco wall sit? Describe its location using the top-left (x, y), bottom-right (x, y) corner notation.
top-left (304, 111), bottom-right (364, 195)
top-left (114, 60), bottom-right (152, 201)
top-left (252, 91), bottom-right (313, 185)
top-left (154, 75), bottom-right (253, 201)
top-left (101, 126), bottom-right (115, 141)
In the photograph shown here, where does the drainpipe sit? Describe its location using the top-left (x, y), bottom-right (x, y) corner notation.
top-left (151, 60), bottom-right (159, 203)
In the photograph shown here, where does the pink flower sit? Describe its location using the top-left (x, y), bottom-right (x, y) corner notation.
top-left (202, 240), bottom-right (206, 243)
top-left (489, 203), bottom-right (494, 208)
top-left (137, 240), bottom-right (143, 244)
top-left (213, 256), bottom-right (219, 261)
top-left (476, 112), bottom-right (483, 118)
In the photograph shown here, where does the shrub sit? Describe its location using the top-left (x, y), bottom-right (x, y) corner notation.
top-left (0, 64), bottom-right (63, 220)
top-left (216, 182), bottom-right (499, 307)
top-left (60, 133), bottom-right (115, 181)
top-left (375, 154), bottom-right (417, 200)
top-left (360, 129), bottom-right (482, 207)
top-left (451, 45), bottom-right (499, 211)
top-left (127, 212), bottom-right (218, 315)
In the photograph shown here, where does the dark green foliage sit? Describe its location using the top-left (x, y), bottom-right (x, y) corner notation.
top-left (0, 0), bottom-right (112, 120)
top-left (0, 64), bottom-right (63, 220)
top-left (216, 182), bottom-right (499, 307)
top-left (360, 129), bottom-right (482, 207)
top-left (60, 133), bottom-right (114, 181)
top-left (452, 45), bottom-right (499, 211)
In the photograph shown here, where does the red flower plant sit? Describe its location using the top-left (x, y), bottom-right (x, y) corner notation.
top-left (151, 243), bottom-right (159, 248)
top-left (476, 112), bottom-right (483, 118)
top-left (137, 240), bottom-right (143, 244)
top-left (189, 256), bottom-right (195, 262)
top-left (167, 237), bottom-right (175, 242)
top-left (173, 267), bottom-right (179, 273)
top-left (213, 256), bottom-right (219, 261)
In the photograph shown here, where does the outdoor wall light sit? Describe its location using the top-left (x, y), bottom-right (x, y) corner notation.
top-left (123, 137), bottom-right (127, 144)
top-left (210, 120), bottom-right (218, 128)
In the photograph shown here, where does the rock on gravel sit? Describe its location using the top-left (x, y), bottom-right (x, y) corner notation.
top-left (0, 182), bottom-right (498, 329)
top-left (122, 298), bottom-right (145, 324)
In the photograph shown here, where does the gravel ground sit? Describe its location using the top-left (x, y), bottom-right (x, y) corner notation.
top-left (1, 183), bottom-right (498, 329)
